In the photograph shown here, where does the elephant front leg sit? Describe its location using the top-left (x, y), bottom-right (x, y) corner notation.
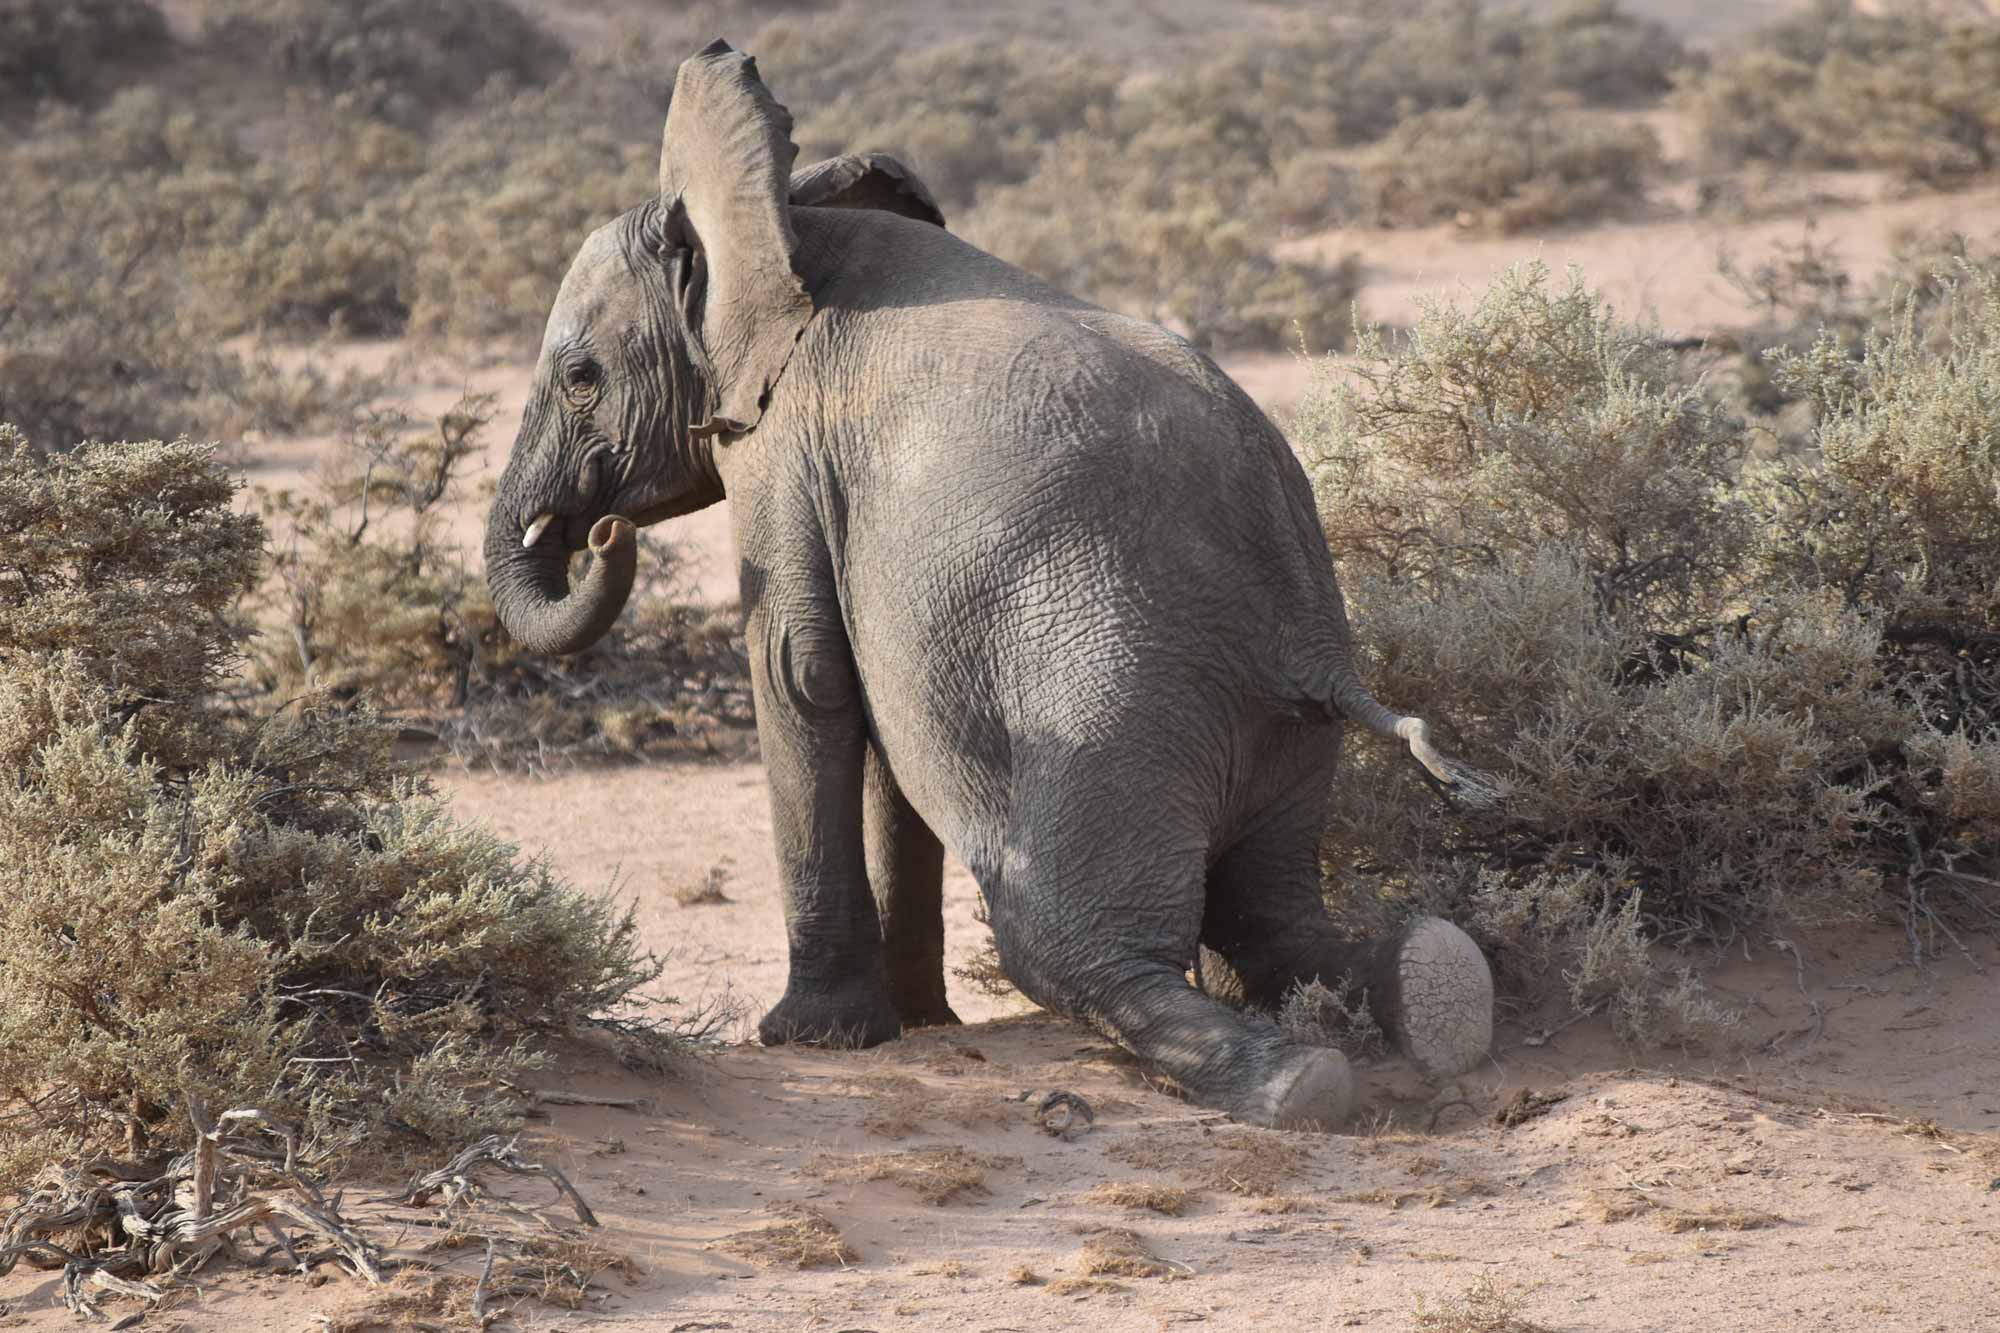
top-left (865, 746), bottom-right (959, 1030)
top-left (748, 595), bottom-right (901, 1050)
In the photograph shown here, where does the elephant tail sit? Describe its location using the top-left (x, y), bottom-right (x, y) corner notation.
top-left (1323, 673), bottom-right (1503, 809)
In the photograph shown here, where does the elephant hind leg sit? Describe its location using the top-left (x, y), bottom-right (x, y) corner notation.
top-left (986, 822), bottom-right (1353, 1130)
top-left (1200, 789), bottom-right (1494, 1082)
top-left (864, 746), bottom-right (959, 1030)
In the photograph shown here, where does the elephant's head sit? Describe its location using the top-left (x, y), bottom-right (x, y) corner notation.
top-left (483, 38), bottom-right (815, 656)
top-left (485, 39), bottom-right (947, 657)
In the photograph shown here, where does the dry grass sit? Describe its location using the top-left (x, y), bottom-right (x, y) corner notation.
top-left (1083, 1181), bottom-right (1197, 1216)
top-left (1412, 1272), bottom-right (1554, 1333)
top-left (1334, 1187), bottom-right (1422, 1209)
top-left (1008, 1264), bottom-right (1044, 1286)
top-left (506, 1234), bottom-right (641, 1310)
top-left (719, 1205), bottom-right (857, 1270)
top-left (1045, 1277), bottom-right (1129, 1297)
top-left (807, 1147), bottom-right (1017, 1205)
top-left (1656, 1205), bottom-right (1785, 1234)
top-left (1588, 1187), bottom-right (1784, 1233)
top-left (326, 1231), bottom-right (637, 1329)
top-left (1073, 1227), bottom-right (1176, 1279)
top-left (1248, 1194), bottom-right (1323, 1215)
top-left (673, 866), bottom-right (733, 907)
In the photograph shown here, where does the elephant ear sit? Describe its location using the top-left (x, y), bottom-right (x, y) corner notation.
top-left (789, 152), bottom-right (947, 228)
top-left (661, 39), bottom-right (813, 435)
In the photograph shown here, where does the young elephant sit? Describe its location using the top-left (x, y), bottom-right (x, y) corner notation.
top-left (484, 40), bottom-right (1494, 1127)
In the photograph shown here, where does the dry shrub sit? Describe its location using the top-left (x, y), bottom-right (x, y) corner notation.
top-left (783, 31), bottom-right (1120, 214)
top-left (720, 1205), bottom-right (857, 1270)
top-left (1681, 0), bottom-right (2000, 184)
top-left (249, 398), bottom-right (752, 769)
top-left (1278, 976), bottom-right (1387, 1060)
top-left (1752, 266), bottom-right (2000, 640)
top-left (213, 0), bottom-right (569, 127)
top-left (396, 77), bottom-right (656, 343)
top-left (0, 95), bottom-right (246, 446)
top-left (806, 1147), bottom-right (1014, 1205)
top-left (760, 3), bottom-right (1685, 351)
top-left (950, 902), bottom-right (1022, 1002)
top-left (0, 0), bottom-right (171, 108)
top-left (1298, 261), bottom-right (2000, 1040)
top-left (1355, 103), bottom-right (1661, 233)
top-left (0, 90), bottom-right (399, 443)
top-left (0, 431), bottom-right (691, 1179)
top-left (964, 143), bottom-right (1361, 353)
top-left (1413, 1272), bottom-right (1553, 1333)
top-left (1083, 1182), bottom-right (1196, 1216)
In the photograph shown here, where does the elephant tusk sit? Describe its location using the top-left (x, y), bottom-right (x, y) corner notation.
top-left (522, 513), bottom-right (556, 549)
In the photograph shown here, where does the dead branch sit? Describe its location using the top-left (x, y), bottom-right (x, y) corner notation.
top-left (1, 1104), bottom-right (388, 1323)
top-left (390, 1135), bottom-right (600, 1228)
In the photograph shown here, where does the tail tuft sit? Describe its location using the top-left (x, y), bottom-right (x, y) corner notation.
top-left (1393, 717), bottom-right (1503, 808)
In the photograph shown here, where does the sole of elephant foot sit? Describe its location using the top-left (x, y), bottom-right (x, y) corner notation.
top-left (1231, 1047), bottom-right (1355, 1130)
top-left (757, 991), bottom-right (903, 1049)
top-left (1392, 917), bottom-right (1494, 1080)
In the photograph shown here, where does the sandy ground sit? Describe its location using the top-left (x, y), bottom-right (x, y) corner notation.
top-left (3, 914), bottom-right (1993, 1331)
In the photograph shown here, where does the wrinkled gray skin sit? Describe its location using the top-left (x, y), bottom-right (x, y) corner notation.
top-left (485, 41), bottom-right (1494, 1128)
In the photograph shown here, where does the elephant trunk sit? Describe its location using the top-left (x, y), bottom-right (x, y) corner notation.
top-left (484, 510), bottom-right (638, 657)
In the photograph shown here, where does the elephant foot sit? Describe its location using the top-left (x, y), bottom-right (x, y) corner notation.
top-left (1385, 917), bottom-right (1493, 1081)
top-left (1231, 1046), bottom-right (1355, 1130)
top-left (757, 984), bottom-right (902, 1049)
top-left (887, 974), bottom-right (963, 1031)
top-left (896, 1001), bottom-right (963, 1031)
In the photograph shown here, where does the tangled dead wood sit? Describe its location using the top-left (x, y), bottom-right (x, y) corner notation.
top-left (0, 1100), bottom-right (384, 1321)
top-left (0, 1110), bottom-right (612, 1325)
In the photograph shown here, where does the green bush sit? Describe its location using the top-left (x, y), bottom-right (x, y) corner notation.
top-left (1296, 263), bottom-right (2000, 1039)
top-left (0, 428), bottom-right (690, 1177)
top-left (1682, 0), bottom-right (2000, 183)
top-left (1355, 102), bottom-right (1661, 232)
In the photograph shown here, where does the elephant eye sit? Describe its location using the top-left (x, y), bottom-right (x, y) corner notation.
top-left (563, 359), bottom-right (601, 399)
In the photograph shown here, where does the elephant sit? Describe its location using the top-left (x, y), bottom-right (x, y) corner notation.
top-left (483, 39), bottom-right (1495, 1128)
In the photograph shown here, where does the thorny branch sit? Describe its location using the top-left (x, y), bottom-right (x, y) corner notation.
top-left (0, 1107), bottom-right (609, 1324)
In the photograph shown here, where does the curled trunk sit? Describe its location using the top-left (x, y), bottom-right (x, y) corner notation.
top-left (483, 513), bottom-right (638, 657)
